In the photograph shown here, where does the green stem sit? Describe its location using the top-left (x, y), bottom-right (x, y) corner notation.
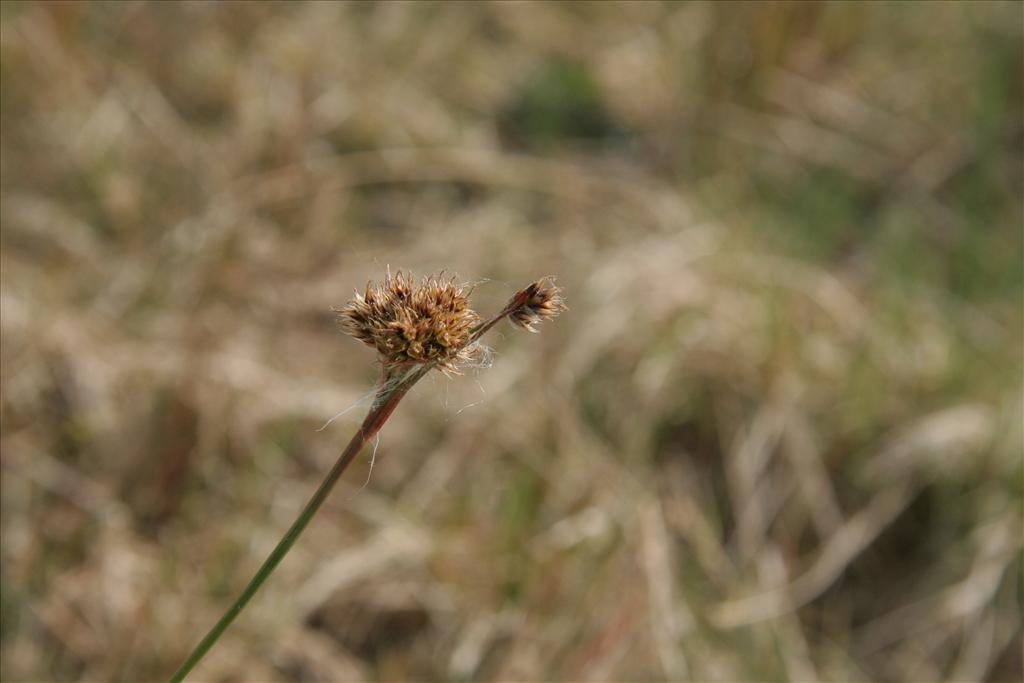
top-left (168, 370), bottom-right (422, 683)
top-left (169, 300), bottom-right (518, 682)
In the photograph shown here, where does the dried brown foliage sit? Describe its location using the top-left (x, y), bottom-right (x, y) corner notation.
top-left (1, 3), bottom-right (1020, 683)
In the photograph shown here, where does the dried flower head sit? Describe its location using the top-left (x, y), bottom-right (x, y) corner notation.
top-left (336, 270), bottom-right (480, 372)
top-left (507, 278), bottom-right (567, 332)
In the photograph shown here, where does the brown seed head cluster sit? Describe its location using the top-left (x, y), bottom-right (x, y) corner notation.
top-left (336, 271), bottom-right (480, 372)
top-left (508, 279), bottom-right (567, 332)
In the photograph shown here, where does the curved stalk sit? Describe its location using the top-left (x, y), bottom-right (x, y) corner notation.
top-left (168, 370), bottom-right (421, 683)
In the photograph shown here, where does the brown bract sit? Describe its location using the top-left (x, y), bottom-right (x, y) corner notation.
top-left (335, 271), bottom-right (480, 372)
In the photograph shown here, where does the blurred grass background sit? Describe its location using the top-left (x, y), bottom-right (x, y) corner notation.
top-left (1, 1), bottom-right (1021, 681)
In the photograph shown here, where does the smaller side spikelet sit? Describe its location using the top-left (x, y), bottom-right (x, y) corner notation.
top-left (507, 278), bottom-right (567, 333)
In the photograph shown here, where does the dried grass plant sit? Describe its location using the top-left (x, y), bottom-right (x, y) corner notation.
top-left (2, 4), bottom-right (1020, 683)
top-left (168, 272), bottom-right (564, 682)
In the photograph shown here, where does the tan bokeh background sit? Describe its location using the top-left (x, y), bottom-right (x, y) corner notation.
top-left (1, 2), bottom-right (1021, 681)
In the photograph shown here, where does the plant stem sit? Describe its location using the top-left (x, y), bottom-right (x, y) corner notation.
top-left (169, 300), bottom-right (519, 682)
top-left (168, 369), bottom-right (422, 683)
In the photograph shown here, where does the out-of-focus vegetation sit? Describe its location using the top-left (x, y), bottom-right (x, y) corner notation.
top-left (1, 2), bottom-right (1021, 681)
